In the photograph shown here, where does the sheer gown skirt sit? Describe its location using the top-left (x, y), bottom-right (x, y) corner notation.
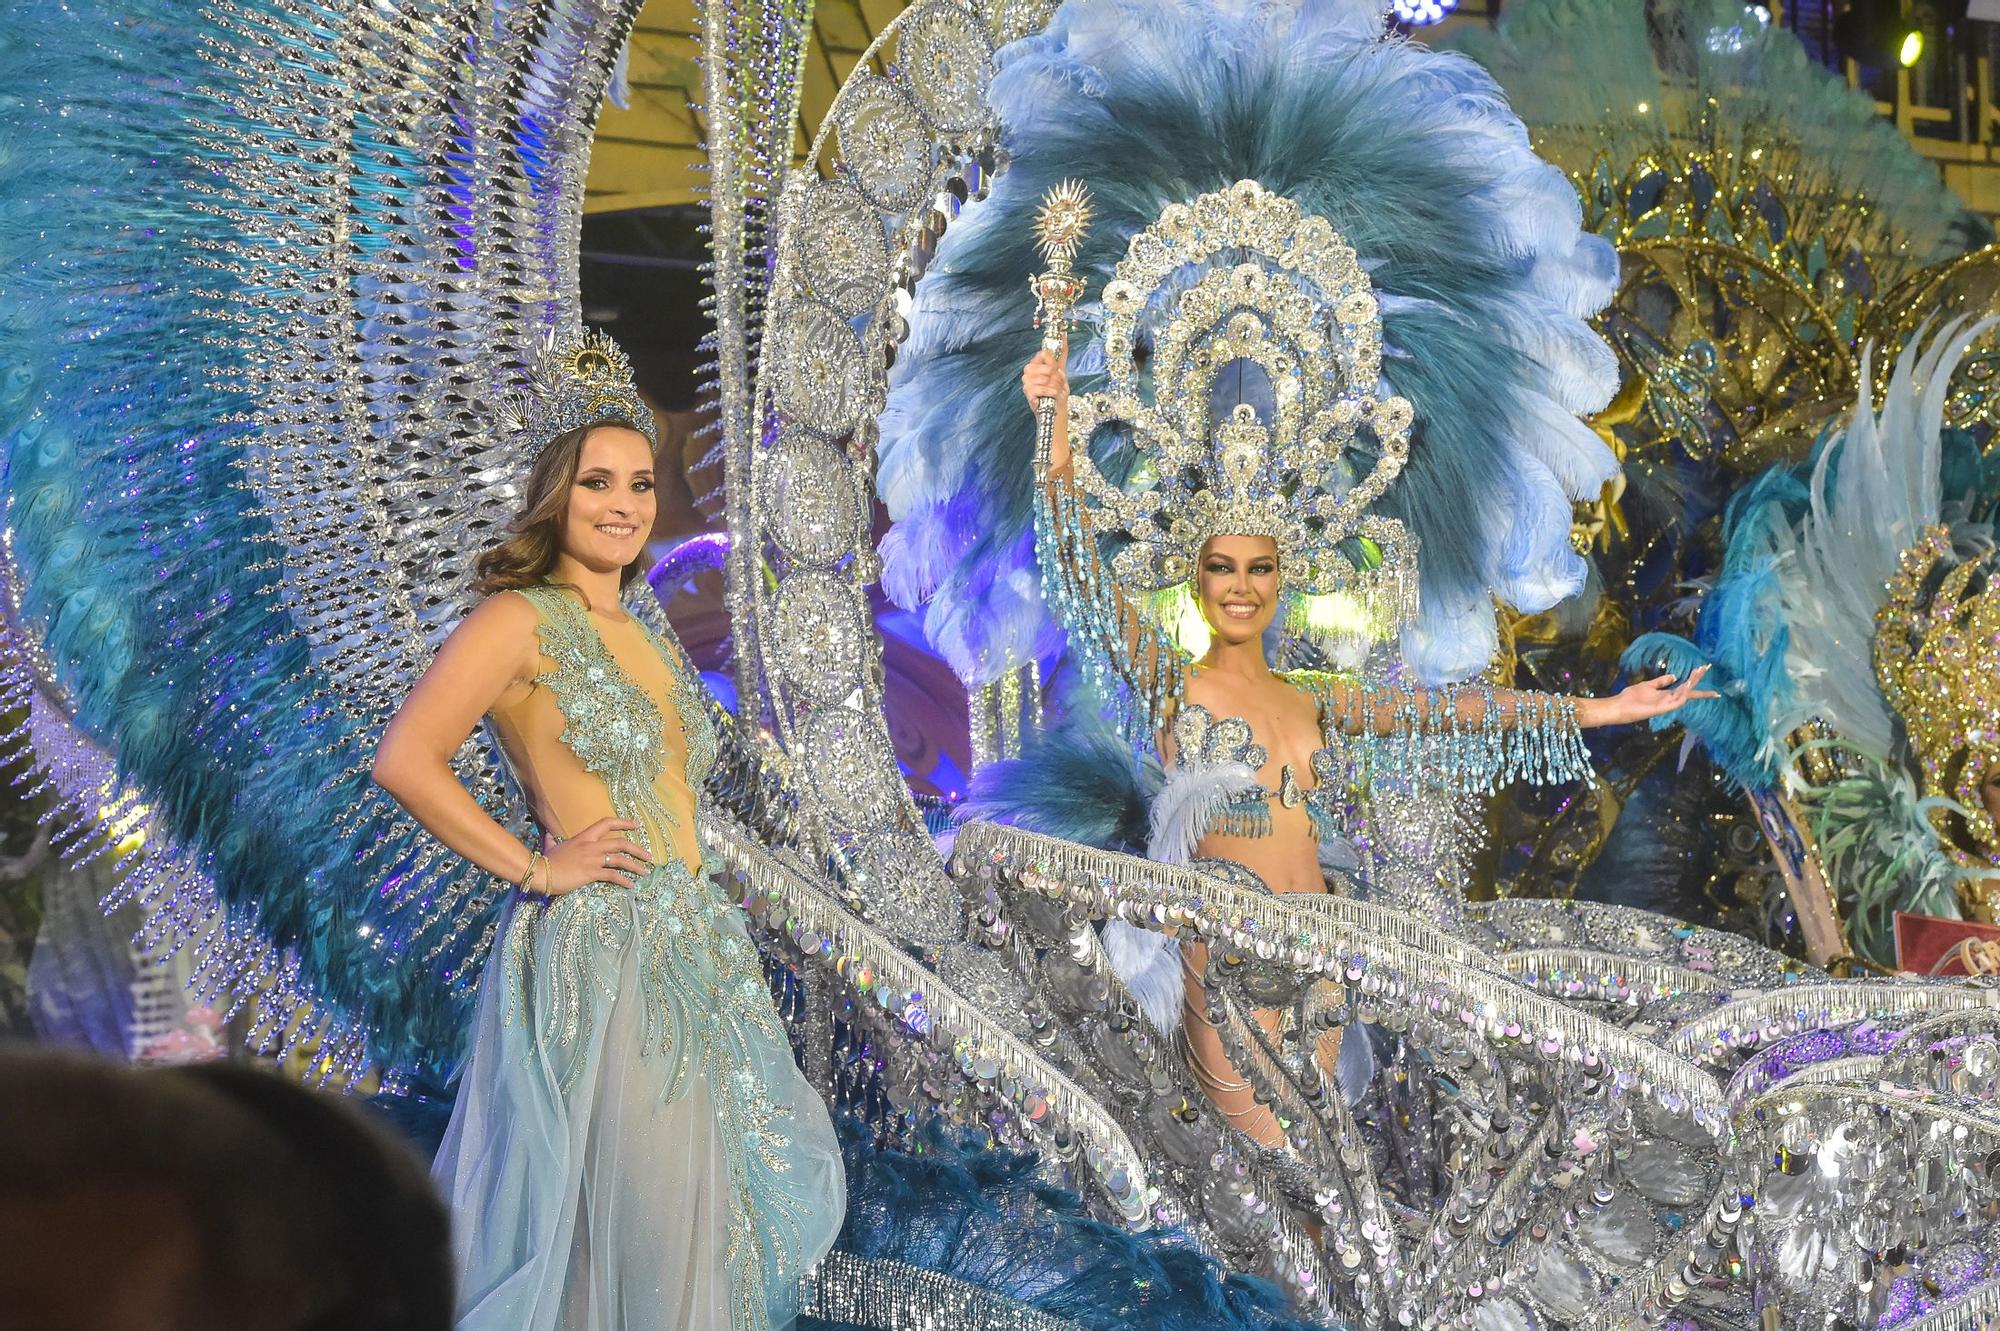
top-left (434, 865), bottom-right (844, 1331)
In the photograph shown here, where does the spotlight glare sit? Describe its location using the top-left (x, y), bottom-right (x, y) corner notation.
top-left (1390, 0), bottom-right (1457, 26)
top-left (1153, 585), bottom-right (1212, 657)
top-left (1898, 29), bottom-right (1923, 67)
top-left (1300, 592), bottom-right (1368, 638)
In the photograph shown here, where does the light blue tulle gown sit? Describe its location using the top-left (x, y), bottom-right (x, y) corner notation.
top-left (433, 584), bottom-right (843, 1331)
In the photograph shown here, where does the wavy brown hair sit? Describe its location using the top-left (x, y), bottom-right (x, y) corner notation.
top-left (472, 420), bottom-right (650, 596)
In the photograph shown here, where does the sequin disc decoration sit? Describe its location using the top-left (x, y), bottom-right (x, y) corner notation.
top-left (761, 429), bottom-right (862, 566)
top-left (897, 1), bottom-right (996, 136)
top-left (774, 300), bottom-right (871, 439)
top-left (835, 76), bottom-right (934, 212)
top-left (796, 180), bottom-right (892, 319)
top-left (772, 572), bottom-right (870, 706)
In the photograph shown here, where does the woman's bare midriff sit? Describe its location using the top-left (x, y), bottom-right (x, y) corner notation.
top-left (1176, 745), bottom-right (1343, 1150)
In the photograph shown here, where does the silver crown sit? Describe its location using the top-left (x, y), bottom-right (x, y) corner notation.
top-left (1063, 180), bottom-right (1419, 636)
top-left (501, 326), bottom-right (659, 453)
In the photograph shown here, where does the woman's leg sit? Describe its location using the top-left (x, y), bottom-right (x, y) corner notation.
top-left (1178, 942), bottom-right (1286, 1148)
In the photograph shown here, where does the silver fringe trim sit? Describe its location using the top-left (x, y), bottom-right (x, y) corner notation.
top-left (797, 1252), bottom-right (1087, 1331)
top-left (1904, 1281), bottom-right (2000, 1331)
top-left (955, 822), bottom-right (1730, 1127)
top-left (1668, 981), bottom-right (2000, 1063)
top-left (698, 807), bottom-right (1158, 1226)
top-left (1500, 947), bottom-right (1734, 1000)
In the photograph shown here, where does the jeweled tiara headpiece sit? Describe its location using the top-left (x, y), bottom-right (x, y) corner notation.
top-left (501, 325), bottom-right (659, 453)
top-left (1059, 180), bottom-right (1419, 635)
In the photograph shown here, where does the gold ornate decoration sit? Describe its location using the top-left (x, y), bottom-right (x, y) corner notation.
top-left (1580, 146), bottom-right (2000, 471)
top-left (1859, 249), bottom-right (2000, 437)
top-left (1571, 373), bottom-right (1646, 554)
top-left (1877, 526), bottom-right (2000, 917)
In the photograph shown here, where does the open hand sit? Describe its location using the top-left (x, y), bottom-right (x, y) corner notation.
top-left (1582, 666), bottom-right (1717, 727)
top-left (542, 817), bottom-right (651, 894)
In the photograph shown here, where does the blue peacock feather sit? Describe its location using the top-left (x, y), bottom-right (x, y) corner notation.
top-left (958, 713), bottom-right (1161, 856)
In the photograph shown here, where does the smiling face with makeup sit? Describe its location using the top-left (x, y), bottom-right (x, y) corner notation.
top-left (472, 417), bottom-right (661, 598)
top-left (561, 426), bottom-right (656, 575)
top-left (1197, 534), bottom-right (1282, 649)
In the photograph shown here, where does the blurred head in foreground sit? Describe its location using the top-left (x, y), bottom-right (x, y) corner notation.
top-left (0, 1048), bottom-right (452, 1331)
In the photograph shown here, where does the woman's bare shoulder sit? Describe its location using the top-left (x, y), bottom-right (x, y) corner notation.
top-left (432, 594), bottom-right (542, 690)
top-left (455, 590), bottom-right (540, 640)
top-left (1182, 668), bottom-right (1230, 711)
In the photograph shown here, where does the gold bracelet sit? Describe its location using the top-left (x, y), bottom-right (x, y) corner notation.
top-left (519, 850), bottom-right (546, 897)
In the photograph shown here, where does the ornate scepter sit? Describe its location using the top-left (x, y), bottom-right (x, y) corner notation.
top-left (1028, 180), bottom-right (1093, 469)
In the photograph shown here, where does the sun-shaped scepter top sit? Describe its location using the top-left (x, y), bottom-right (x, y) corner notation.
top-left (1030, 180), bottom-right (1094, 353)
top-left (1033, 179), bottom-right (1094, 264)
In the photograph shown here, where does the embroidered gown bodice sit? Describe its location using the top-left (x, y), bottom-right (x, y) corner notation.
top-left (488, 585), bottom-right (715, 873)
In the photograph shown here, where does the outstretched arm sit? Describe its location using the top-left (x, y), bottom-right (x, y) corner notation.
top-left (1319, 666), bottom-right (1715, 736)
top-left (371, 594), bottom-right (650, 896)
top-left (1293, 665), bottom-right (1715, 792)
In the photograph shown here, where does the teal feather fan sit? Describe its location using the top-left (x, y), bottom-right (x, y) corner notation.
top-left (0, 1), bottom-right (633, 1094)
top-left (876, 0), bottom-right (1623, 689)
top-left (0, 1), bottom-right (443, 1087)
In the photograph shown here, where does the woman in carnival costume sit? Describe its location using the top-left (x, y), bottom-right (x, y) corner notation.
top-left (862, 2), bottom-right (1789, 1312)
top-left (14, 0), bottom-right (2000, 1325)
top-left (372, 329), bottom-right (843, 1331)
top-left (1015, 236), bottom-right (1712, 1149)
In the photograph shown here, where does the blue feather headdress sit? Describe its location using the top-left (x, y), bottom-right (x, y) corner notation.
top-left (877, 0), bottom-right (1621, 687)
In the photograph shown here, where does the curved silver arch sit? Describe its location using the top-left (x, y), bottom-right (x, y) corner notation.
top-left (739, 0), bottom-right (1060, 947)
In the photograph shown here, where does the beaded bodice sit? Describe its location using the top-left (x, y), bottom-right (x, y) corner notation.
top-left (509, 583), bottom-right (716, 857)
top-left (494, 586), bottom-right (802, 1329)
top-left (1168, 690), bottom-right (1342, 845)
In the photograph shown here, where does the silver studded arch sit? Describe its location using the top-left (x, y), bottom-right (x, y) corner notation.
top-left (736, 0), bottom-right (1059, 946)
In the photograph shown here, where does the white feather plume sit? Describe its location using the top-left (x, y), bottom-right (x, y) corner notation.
top-left (1766, 319), bottom-right (1994, 756)
top-left (1101, 920), bottom-right (1185, 1036)
top-left (1147, 762), bottom-right (1265, 866)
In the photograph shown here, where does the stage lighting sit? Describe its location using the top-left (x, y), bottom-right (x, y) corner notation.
top-left (1833, 0), bottom-right (1924, 68)
top-left (1391, 0), bottom-right (1457, 25)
